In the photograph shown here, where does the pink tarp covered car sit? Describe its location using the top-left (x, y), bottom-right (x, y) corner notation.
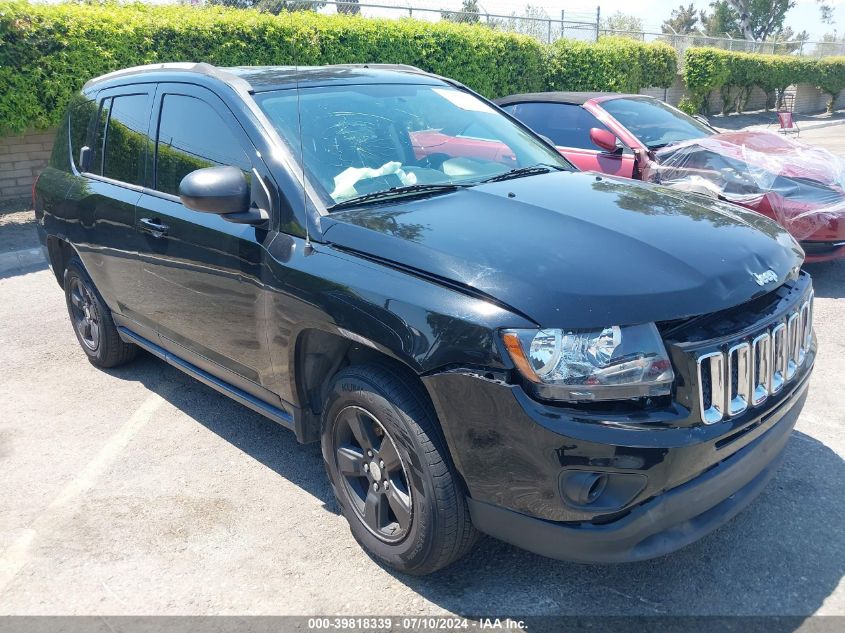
top-left (496, 92), bottom-right (845, 263)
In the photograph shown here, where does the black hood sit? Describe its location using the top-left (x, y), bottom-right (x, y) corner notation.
top-left (321, 172), bottom-right (803, 327)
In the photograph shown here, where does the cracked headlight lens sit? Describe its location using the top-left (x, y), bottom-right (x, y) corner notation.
top-left (502, 323), bottom-right (674, 402)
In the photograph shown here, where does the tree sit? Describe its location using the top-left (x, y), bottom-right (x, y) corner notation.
top-left (770, 27), bottom-right (809, 53)
top-left (718, 0), bottom-right (795, 41)
top-left (601, 11), bottom-right (644, 33)
top-left (818, 2), bottom-right (835, 24)
top-left (699, 0), bottom-right (813, 42)
top-left (662, 4), bottom-right (701, 35)
top-left (499, 5), bottom-right (552, 41)
top-left (441, 0), bottom-right (481, 24)
top-left (818, 31), bottom-right (845, 56)
top-left (701, 1), bottom-right (742, 37)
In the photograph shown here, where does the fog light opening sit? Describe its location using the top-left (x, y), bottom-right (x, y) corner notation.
top-left (563, 472), bottom-right (609, 506)
top-left (586, 474), bottom-right (608, 503)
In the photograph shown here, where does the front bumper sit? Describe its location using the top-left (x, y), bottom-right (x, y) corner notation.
top-left (801, 240), bottom-right (845, 263)
top-left (467, 383), bottom-right (806, 563)
top-left (423, 333), bottom-right (813, 563)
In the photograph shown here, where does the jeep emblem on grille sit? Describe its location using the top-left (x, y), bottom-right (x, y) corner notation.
top-left (752, 269), bottom-right (778, 286)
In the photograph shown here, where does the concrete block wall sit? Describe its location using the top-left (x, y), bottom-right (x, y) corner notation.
top-left (0, 129), bottom-right (56, 203)
top-left (794, 84), bottom-right (830, 113)
top-left (639, 81), bottom-right (832, 115)
top-left (639, 76), bottom-right (686, 105)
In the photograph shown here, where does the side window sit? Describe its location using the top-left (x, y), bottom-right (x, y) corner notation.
top-left (506, 103), bottom-right (616, 151)
top-left (92, 94), bottom-right (150, 185)
top-left (102, 94), bottom-right (150, 185)
top-left (155, 94), bottom-right (251, 196)
top-left (92, 98), bottom-right (111, 175)
top-left (50, 93), bottom-right (97, 172)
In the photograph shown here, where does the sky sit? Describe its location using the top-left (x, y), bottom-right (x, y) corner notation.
top-left (542, 0), bottom-right (845, 40)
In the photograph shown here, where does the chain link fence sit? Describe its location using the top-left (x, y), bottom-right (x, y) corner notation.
top-left (232, 1), bottom-right (845, 56)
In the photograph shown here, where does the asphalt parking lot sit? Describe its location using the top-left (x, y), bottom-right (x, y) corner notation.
top-left (0, 130), bottom-right (843, 620)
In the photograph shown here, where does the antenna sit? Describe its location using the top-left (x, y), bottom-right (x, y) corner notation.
top-left (295, 63), bottom-right (314, 256)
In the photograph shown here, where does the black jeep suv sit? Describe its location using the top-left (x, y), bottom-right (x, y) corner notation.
top-left (34, 63), bottom-right (815, 575)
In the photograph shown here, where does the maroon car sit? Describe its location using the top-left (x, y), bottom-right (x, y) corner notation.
top-left (496, 92), bottom-right (845, 263)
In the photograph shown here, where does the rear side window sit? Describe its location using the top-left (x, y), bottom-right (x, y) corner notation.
top-left (102, 95), bottom-right (149, 185)
top-left (92, 94), bottom-right (150, 186)
top-left (504, 102), bottom-right (612, 150)
top-left (154, 94), bottom-right (251, 196)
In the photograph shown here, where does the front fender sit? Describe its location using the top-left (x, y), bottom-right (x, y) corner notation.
top-left (264, 237), bottom-right (533, 408)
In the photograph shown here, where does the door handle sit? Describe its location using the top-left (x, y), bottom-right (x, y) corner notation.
top-left (139, 217), bottom-right (169, 236)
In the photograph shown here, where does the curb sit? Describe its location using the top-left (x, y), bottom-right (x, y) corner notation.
top-left (796, 118), bottom-right (845, 130)
top-left (735, 118), bottom-right (845, 133)
top-left (0, 246), bottom-right (46, 277)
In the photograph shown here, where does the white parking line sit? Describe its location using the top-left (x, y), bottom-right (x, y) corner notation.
top-left (0, 391), bottom-right (166, 595)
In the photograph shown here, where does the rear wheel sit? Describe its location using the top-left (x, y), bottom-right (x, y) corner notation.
top-left (321, 364), bottom-right (477, 575)
top-left (63, 257), bottom-right (136, 368)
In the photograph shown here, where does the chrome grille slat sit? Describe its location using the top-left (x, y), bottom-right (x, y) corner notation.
top-left (800, 296), bottom-right (812, 364)
top-left (698, 352), bottom-right (725, 425)
top-left (751, 333), bottom-right (771, 406)
top-left (771, 322), bottom-right (787, 394)
top-left (695, 294), bottom-right (812, 424)
top-left (727, 342), bottom-right (751, 416)
top-left (786, 313), bottom-right (800, 380)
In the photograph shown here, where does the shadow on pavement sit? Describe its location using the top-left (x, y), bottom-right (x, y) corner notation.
top-left (104, 352), bottom-right (337, 513)
top-left (393, 430), bottom-right (844, 619)
top-left (804, 260), bottom-right (845, 299)
top-left (710, 109), bottom-right (845, 132)
top-left (103, 352), bottom-right (843, 619)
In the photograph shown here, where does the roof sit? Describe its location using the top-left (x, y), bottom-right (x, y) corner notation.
top-left (494, 91), bottom-right (645, 106)
top-left (224, 64), bottom-right (446, 92)
top-left (83, 62), bottom-right (447, 93)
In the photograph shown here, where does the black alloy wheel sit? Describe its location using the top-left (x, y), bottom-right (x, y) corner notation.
top-left (68, 276), bottom-right (101, 351)
top-left (332, 405), bottom-right (413, 543)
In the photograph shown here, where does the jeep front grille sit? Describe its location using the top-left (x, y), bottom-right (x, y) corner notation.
top-left (696, 291), bottom-right (813, 425)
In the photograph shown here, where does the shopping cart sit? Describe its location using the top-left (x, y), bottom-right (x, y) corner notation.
top-left (775, 90), bottom-right (800, 136)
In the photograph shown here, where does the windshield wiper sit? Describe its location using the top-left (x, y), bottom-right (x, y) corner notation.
top-left (648, 141), bottom-right (681, 150)
top-left (327, 183), bottom-right (470, 211)
top-left (481, 164), bottom-right (563, 183)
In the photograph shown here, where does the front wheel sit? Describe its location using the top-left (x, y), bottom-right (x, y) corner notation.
top-left (321, 364), bottom-right (477, 575)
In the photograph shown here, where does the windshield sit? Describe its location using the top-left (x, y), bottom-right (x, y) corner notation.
top-left (601, 97), bottom-right (714, 149)
top-left (254, 83), bottom-right (571, 207)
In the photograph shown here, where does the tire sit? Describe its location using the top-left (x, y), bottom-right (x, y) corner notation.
top-left (321, 364), bottom-right (478, 575)
top-left (63, 257), bottom-right (137, 368)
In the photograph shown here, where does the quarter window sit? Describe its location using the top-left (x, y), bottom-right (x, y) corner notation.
top-left (154, 94), bottom-right (251, 196)
top-left (66, 95), bottom-right (98, 172)
top-left (505, 102), bottom-right (615, 151)
top-left (97, 94), bottom-right (150, 186)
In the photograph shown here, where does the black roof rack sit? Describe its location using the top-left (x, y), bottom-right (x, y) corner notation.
top-left (331, 63), bottom-right (426, 73)
top-left (83, 62), bottom-right (253, 92)
top-left (83, 62), bottom-right (432, 94)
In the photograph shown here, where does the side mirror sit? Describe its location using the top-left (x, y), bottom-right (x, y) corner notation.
top-left (589, 128), bottom-right (620, 154)
top-left (78, 145), bottom-right (92, 172)
top-left (179, 166), bottom-right (267, 224)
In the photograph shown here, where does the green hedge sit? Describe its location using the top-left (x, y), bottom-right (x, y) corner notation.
top-left (545, 37), bottom-right (677, 93)
top-left (815, 56), bottom-right (845, 111)
top-left (0, 1), bottom-right (677, 135)
top-left (681, 47), bottom-right (845, 114)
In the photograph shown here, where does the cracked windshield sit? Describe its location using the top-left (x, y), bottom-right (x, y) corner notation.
top-left (254, 82), bottom-right (569, 207)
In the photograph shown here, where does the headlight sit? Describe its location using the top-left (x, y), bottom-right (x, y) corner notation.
top-left (502, 323), bottom-right (674, 402)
